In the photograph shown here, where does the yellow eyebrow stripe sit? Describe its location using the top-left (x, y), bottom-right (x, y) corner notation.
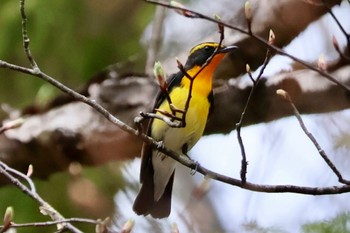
top-left (189, 42), bottom-right (220, 55)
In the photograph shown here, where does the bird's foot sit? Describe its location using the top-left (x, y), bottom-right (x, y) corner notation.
top-left (190, 161), bottom-right (199, 175)
top-left (155, 140), bottom-right (164, 150)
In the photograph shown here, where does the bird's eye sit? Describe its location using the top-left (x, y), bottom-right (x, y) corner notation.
top-left (204, 46), bottom-right (211, 52)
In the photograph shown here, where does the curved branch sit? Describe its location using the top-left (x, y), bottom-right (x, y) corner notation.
top-left (145, 0), bottom-right (350, 92)
top-left (2, 59), bottom-right (349, 195)
top-left (0, 161), bottom-right (83, 233)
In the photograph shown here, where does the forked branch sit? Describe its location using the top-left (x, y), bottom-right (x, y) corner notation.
top-left (145, 0), bottom-right (350, 92)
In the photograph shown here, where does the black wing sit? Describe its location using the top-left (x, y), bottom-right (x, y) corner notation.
top-left (133, 71), bottom-right (184, 218)
top-left (153, 71), bottom-right (184, 110)
top-left (139, 70), bottom-right (184, 182)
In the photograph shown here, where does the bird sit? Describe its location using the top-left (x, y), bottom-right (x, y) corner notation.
top-left (133, 42), bottom-right (237, 218)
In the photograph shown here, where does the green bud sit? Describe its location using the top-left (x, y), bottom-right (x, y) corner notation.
top-left (153, 61), bottom-right (168, 91)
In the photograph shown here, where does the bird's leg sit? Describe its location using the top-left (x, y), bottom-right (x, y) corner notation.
top-left (181, 144), bottom-right (199, 175)
top-left (190, 162), bottom-right (199, 176)
top-left (155, 140), bottom-right (164, 150)
top-left (134, 114), bottom-right (145, 135)
top-left (181, 143), bottom-right (189, 155)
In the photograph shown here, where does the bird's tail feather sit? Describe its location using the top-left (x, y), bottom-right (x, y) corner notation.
top-left (133, 171), bottom-right (174, 218)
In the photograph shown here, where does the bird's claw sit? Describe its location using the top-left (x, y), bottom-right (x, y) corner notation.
top-left (190, 161), bottom-right (199, 175)
top-left (156, 141), bottom-right (164, 149)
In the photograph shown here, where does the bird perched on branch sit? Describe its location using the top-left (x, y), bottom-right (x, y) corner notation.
top-left (133, 42), bottom-right (237, 218)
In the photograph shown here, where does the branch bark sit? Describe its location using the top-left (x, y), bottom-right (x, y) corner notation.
top-left (1, 64), bottom-right (350, 180)
top-left (220, 0), bottom-right (343, 77)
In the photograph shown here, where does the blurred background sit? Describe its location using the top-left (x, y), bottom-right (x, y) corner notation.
top-left (0, 0), bottom-right (152, 232)
top-left (0, 0), bottom-right (151, 108)
top-left (0, 0), bottom-right (350, 232)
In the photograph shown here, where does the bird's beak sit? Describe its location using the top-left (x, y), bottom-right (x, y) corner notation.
top-left (218, 45), bottom-right (238, 53)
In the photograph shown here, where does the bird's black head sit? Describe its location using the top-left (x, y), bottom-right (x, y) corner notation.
top-left (184, 42), bottom-right (237, 70)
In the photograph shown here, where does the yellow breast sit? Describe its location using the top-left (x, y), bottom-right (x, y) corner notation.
top-left (151, 85), bottom-right (210, 154)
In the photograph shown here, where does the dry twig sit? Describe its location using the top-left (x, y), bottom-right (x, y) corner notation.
top-left (322, 0), bottom-right (350, 62)
top-left (236, 42), bottom-right (273, 183)
top-left (0, 161), bottom-right (84, 233)
top-left (277, 89), bottom-right (350, 185)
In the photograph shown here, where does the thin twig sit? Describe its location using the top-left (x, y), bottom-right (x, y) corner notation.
top-left (236, 48), bottom-right (273, 183)
top-left (0, 164), bottom-right (83, 233)
top-left (144, 0), bottom-right (350, 92)
top-left (0, 162), bottom-right (36, 193)
top-left (0, 218), bottom-right (100, 230)
top-left (322, 0), bottom-right (350, 55)
top-left (20, 0), bottom-right (39, 70)
top-left (140, 111), bottom-right (182, 127)
top-left (277, 90), bottom-right (350, 185)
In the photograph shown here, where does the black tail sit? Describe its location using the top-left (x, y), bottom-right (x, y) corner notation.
top-left (133, 170), bottom-right (174, 218)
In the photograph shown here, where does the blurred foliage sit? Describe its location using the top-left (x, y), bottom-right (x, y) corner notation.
top-left (303, 212), bottom-right (350, 233)
top-left (0, 0), bottom-right (153, 232)
top-left (243, 220), bottom-right (287, 233)
top-left (0, 162), bottom-right (124, 233)
top-left (240, 214), bottom-right (350, 233)
top-left (0, 0), bottom-right (153, 108)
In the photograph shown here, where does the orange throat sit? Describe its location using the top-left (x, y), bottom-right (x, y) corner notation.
top-left (183, 53), bottom-right (226, 97)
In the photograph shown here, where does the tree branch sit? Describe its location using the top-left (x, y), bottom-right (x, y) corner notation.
top-left (322, 0), bottom-right (350, 55)
top-left (145, 0), bottom-right (350, 92)
top-left (277, 89), bottom-right (350, 185)
top-left (236, 41), bottom-right (273, 183)
top-left (0, 161), bottom-right (83, 233)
